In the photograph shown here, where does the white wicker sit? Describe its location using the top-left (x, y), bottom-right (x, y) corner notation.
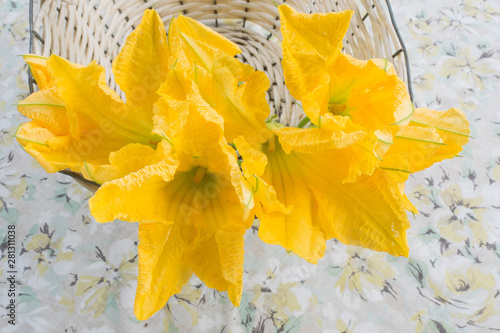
top-left (30, 0), bottom-right (412, 127)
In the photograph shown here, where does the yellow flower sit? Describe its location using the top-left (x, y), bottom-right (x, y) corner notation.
top-left (89, 88), bottom-right (254, 320)
top-left (228, 4), bottom-right (471, 264)
top-left (16, 9), bottom-right (169, 179)
top-left (235, 130), bottom-right (410, 263)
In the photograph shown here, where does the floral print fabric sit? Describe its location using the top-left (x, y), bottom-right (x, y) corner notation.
top-left (1, 0), bottom-right (500, 332)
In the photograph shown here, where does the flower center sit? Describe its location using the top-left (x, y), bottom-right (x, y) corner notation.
top-left (193, 166), bottom-right (207, 183)
top-left (328, 102), bottom-right (352, 119)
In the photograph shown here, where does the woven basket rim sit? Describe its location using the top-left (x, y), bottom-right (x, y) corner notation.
top-left (27, 0), bottom-right (413, 100)
top-left (26, 0), bottom-right (414, 190)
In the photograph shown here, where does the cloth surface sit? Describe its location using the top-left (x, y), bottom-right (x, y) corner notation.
top-left (1, 0), bottom-right (500, 332)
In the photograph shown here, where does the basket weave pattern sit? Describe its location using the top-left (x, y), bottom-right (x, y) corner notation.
top-left (31, 0), bottom-right (412, 127)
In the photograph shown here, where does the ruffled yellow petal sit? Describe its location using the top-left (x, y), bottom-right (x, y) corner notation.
top-left (253, 136), bottom-right (409, 262)
top-left (215, 224), bottom-right (246, 306)
top-left (112, 9), bottom-right (170, 123)
top-left (169, 15), bottom-right (241, 71)
top-left (312, 168), bottom-right (410, 257)
top-left (234, 136), bottom-right (289, 220)
top-left (279, 4), bottom-right (353, 99)
top-left (153, 63), bottom-right (193, 139)
top-left (47, 55), bottom-right (153, 142)
top-left (170, 92), bottom-right (228, 173)
top-left (89, 159), bottom-right (183, 224)
top-left (279, 5), bottom-right (352, 60)
top-left (233, 136), bottom-right (268, 177)
top-left (82, 142), bottom-right (168, 184)
top-left (135, 221), bottom-right (193, 321)
top-left (410, 107), bottom-right (470, 165)
top-left (23, 54), bottom-right (53, 90)
top-left (16, 121), bottom-right (133, 174)
top-left (205, 55), bottom-right (273, 147)
top-left (176, 15), bottom-right (241, 56)
top-left (17, 88), bottom-right (69, 135)
top-left (278, 115), bottom-right (366, 153)
top-left (374, 127), bottom-right (394, 159)
top-left (247, 174), bottom-right (290, 218)
top-left (382, 126), bottom-right (444, 176)
top-left (277, 121), bottom-right (379, 183)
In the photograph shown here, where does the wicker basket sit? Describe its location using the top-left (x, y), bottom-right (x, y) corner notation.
top-left (28, 0), bottom-right (413, 190)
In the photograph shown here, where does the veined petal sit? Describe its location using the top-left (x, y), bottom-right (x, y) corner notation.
top-left (23, 54), bottom-right (54, 90)
top-left (171, 92), bottom-right (230, 173)
top-left (17, 88), bottom-right (69, 135)
top-left (277, 115), bottom-right (367, 153)
top-left (255, 136), bottom-right (409, 262)
top-left (233, 136), bottom-right (268, 177)
top-left (374, 127), bottom-right (394, 159)
top-left (215, 224), bottom-right (246, 306)
top-left (89, 159), bottom-right (182, 224)
top-left (153, 63), bottom-right (193, 139)
top-left (312, 168), bottom-right (410, 257)
top-left (169, 15), bottom-right (241, 71)
top-left (176, 15), bottom-right (241, 56)
top-left (277, 122), bottom-right (379, 183)
top-left (47, 55), bottom-right (153, 142)
top-left (112, 9), bottom-right (170, 123)
top-left (279, 5), bottom-right (352, 60)
top-left (135, 221), bottom-right (193, 321)
top-left (16, 121), bottom-right (134, 174)
top-left (382, 126), bottom-right (444, 176)
top-left (279, 4), bottom-right (353, 100)
top-left (246, 174), bottom-right (290, 218)
top-left (83, 142), bottom-right (168, 184)
top-left (410, 107), bottom-right (470, 164)
top-left (235, 136), bottom-right (289, 219)
top-left (301, 77), bottom-right (330, 125)
top-left (205, 55), bottom-right (273, 147)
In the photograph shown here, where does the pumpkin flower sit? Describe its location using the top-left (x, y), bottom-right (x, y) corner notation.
top-left (16, 9), bottom-right (170, 178)
top-left (228, 5), bottom-right (470, 264)
top-left (235, 128), bottom-right (410, 263)
top-left (89, 79), bottom-right (254, 320)
top-left (280, 4), bottom-right (413, 181)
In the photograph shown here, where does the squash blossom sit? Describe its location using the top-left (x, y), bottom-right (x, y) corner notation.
top-left (16, 9), bottom-right (170, 177)
top-left (229, 5), bottom-right (470, 263)
top-left (89, 91), bottom-right (254, 320)
top-left (86, 11), bottom-right (257, 320)
top-left (14, 4), bottom-right (472, 322)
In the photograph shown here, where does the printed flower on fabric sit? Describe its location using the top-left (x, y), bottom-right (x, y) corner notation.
top-left (16, 9), bottom-right (168, 181)
top-left (89, 84), bottom-right (254, 320)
